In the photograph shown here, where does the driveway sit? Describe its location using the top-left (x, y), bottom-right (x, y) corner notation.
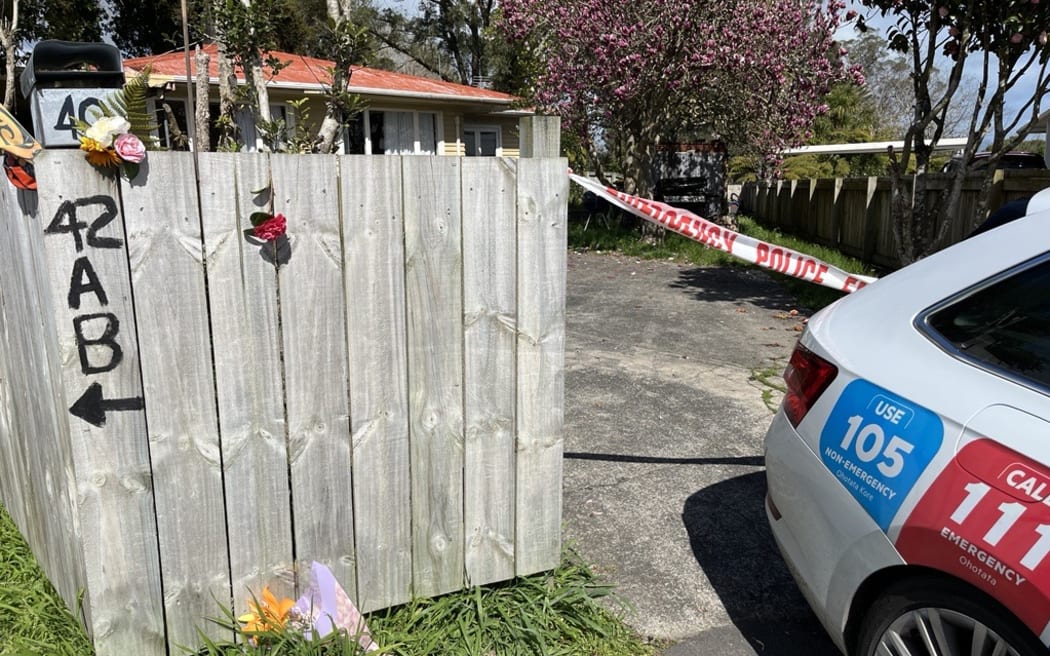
top-left (562, 250), bottom-right (842, 655)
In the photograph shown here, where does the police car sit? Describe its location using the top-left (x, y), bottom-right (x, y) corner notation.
top-left (764, 189), bottom-right (1050, 656)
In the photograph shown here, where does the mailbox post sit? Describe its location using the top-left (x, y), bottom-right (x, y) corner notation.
top-left (21, 40), bottom-right (124, 147)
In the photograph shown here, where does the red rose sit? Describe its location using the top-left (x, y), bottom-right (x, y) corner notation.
top-left (254, 213), bottom-right (287, 241)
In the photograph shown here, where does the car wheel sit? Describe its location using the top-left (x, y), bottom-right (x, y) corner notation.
top-left (854, 575), bottom-right (1045, 656)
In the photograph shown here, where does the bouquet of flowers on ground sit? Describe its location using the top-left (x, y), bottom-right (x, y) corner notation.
top-left (192, 561), bottom-right (379, 655)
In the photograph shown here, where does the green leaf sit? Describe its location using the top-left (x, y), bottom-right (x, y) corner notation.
top-left (251, 184), bottom-right (272, 195)
top-left (249, 211), bottom-right (272, 227)
top-left (122, 162), bottom-right (140, 180)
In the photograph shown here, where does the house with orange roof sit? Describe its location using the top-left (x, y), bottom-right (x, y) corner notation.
top-left (122, 44), bottom-right (532, 156)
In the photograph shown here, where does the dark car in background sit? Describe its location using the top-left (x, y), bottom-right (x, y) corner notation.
top-left (941, 151), bottom-right (1047, 173)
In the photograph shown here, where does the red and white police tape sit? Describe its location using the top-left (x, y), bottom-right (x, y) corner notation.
top-left (569, 174), bottom-right (878, 293)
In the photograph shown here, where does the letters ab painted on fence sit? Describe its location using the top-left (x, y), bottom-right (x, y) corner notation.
top-left (819, 379), bottom-right (944, 530)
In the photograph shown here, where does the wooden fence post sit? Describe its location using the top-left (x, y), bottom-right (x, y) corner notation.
top-left (832, 177), bottom-right (844, 247)
top-left (861, 176), bottom-right (880, 263)
top-left (516, 115), bottom-right (566, 575)
top-left (520, 116), bottom-right (561, 158)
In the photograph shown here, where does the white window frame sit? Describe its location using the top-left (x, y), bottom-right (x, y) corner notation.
top-left (462, 124), bottom-right (503, 157)
top-left (362, 108), bottom-right (443, 155)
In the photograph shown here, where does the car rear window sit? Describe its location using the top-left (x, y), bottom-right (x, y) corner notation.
top-left (927, 259), bottom-right (1050, 388)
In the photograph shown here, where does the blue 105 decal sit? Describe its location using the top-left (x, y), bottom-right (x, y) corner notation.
top-left (819, 379), bottom-right (943, 530)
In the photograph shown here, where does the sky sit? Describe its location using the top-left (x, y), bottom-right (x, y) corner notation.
top-left (839, 2), bottom-right (1047, 141)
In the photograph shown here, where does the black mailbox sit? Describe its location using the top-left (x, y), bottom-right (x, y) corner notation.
top-left (21, 40), bottom-right (125, 147)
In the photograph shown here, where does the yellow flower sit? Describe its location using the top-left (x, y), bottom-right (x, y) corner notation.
top-left (79, 137), bottom-right (122, 168)
top-left (237, 586), bottom-right (295, 634)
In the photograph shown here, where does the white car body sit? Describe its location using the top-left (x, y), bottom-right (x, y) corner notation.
top-left (764, 194), bottom-right (1050, 655)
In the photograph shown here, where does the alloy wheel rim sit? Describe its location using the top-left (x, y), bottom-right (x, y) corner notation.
top-left (875, 607), bottom-right (1021, 656)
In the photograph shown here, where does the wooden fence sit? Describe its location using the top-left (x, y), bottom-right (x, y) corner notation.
top-left (0, 118), bottom-right (568, 655)
top-left (739, 170), bottom-right (1050, 268)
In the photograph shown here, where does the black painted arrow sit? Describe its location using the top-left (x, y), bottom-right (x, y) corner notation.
top-left (69, 382), bottom-right (145, 427)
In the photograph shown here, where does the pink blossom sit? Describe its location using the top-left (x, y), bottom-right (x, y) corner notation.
top-left (1011, 32), bottom-right (1024, 44)
top-left (113, 133), bottom-right (146, 163)
top-left (938, 6), bottom-right (948, 18)
top-left (253, 213), bottom-right (287, 241)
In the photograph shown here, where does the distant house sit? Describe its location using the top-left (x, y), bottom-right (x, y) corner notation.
top-left (123, 44), bottom-right (531, 156)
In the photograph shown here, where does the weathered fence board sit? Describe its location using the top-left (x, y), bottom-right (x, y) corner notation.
top-left (340, 155), bottom-right (412, 612)
top-left (122, 152), bottom-right (231, 650)
top-left (35, 151), bottom-right (166, 654)
top-left (199, 152), bottom-right (295, 610)
top-left (741, 171), bottom-right (1050, 269)
top-left (0, 124), bottom-right (568, 656)
top-left (0, 182), bottom-right (88, 617)
top-left (515, 158), bottom-right (567, 575)
top-left (272, 154), bottom-right (358, 597)
top-left (403, 156), bottom-right (466, 598)
top-left (462, 157), bottom-right (518, 586)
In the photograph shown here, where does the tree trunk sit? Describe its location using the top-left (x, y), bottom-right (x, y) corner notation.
top-left (216, 40), bottom-right (239, 150)
top-left (238, 0), bottom-right (272, 150)
top-left (314, 2), bottom-right (354, 154)
top-left (0, 0), bottom-right (19, 111)
top-left (194, 48), bottom-right (211, 152)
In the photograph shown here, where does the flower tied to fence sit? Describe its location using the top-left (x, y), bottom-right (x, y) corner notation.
top-left (78, 115), bottom-right (146, 178)
top-left (251, 212), bottom-right (287, 242)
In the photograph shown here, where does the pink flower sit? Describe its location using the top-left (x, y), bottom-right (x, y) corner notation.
top-left (253, 213), bottom-right (287, 241)
top-left (1011, 32), bottom-right (1024, 44)
top-left (113, 133), bottom-right (146, 163)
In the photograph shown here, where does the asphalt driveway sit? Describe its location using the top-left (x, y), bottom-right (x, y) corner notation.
top-left (562, 250), bottom-right (842, 655)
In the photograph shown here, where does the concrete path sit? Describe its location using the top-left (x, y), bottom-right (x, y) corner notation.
top-left (562, 250), bottom-right (842, 656)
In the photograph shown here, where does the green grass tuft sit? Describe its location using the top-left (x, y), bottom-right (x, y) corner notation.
top-left (367, 551), bottom-right (655, 656)
top-left (0, 503), bottom-right (94, 656)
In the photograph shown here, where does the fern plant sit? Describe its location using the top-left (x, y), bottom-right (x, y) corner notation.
top-left (94, 64), bottom-right (160, 150)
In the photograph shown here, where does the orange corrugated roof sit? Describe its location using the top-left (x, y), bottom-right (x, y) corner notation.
top-left (124, 43), bottom-right (519, 105)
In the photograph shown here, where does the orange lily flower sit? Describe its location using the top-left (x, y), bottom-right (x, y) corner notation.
top-left (238, 586), bottom-right (296, 633)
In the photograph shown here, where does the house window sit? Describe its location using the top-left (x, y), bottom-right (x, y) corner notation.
top-left (363, 110), bottom-right (438, 155)
top-left (463, 125), bottom-right (500, 156)
top-left (344, 113), bottom-right (366, 154)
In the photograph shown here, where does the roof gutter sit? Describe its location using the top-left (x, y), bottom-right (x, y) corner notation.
top-left (135, 70), bottom-right (519, 107)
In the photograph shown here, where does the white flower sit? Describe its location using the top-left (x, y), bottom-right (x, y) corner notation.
top-left (84, 116), bottom-right (131, 148)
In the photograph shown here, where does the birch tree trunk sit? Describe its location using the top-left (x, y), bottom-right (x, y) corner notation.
top-left (0, 0), bottom-right (19, 110)
top-left (315, 0), bottom-right (355, 154)
top-left (217, 40), bottom-right (239, 150)
top-left (195, 48), bottom-right (211, 153)
top-left (239, 0), bottom-right (272, 151)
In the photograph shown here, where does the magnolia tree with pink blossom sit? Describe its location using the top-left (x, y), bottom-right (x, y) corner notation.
top-left (855, 0), bottom-right (1050, 263)
top-left (500, 0), bottom-right (860, 196)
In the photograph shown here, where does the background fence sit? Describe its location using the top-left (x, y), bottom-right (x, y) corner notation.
top-left (0, 117), bottom-right (567, 656)
top-left (739, 170), bottom-right (1050, 269)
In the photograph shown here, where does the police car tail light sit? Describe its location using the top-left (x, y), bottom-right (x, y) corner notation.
top-left (783, 343), bottom-right (837, 427)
